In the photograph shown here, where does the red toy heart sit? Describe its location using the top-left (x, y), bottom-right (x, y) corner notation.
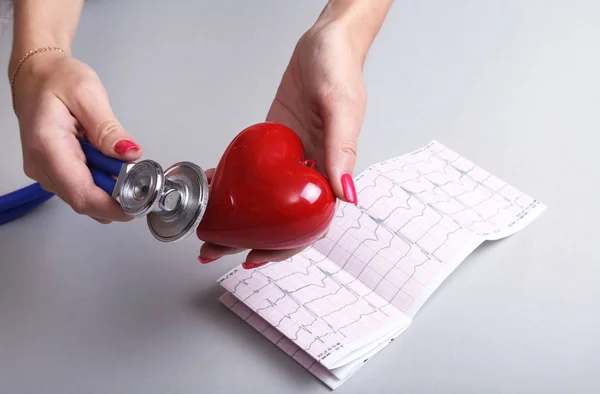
top-left (196, 122), bottom-right (336, 250)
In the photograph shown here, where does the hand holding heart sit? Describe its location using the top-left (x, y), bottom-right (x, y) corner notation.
top-left (197, 19), bottom-right (369, 268)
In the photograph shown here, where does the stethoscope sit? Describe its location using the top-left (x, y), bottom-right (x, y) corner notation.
top-left (0, 138), bottom-right (209, 243)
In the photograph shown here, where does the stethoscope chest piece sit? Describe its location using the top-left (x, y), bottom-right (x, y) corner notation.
top-left (113, 160), bottom-right (165, 217)
top-left (147, 162), bottom-right (209, 243)
top-left (113, 160), bottom-right (209, 243)
top-left (1, 138), bottom-right (210, 242)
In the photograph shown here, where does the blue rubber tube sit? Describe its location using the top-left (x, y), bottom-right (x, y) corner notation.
top-left (0, 167), bottom-right (115, 225)
top-left (0, 140), bottom-right (125, 226)
top-left (80, 140), bottom-right (124, 176)
top-left (0, 182), bottom-right (54, 213)
top-left (0, 192), bottom-right (55, 225)
top-left (89, 168), bottom-right (117, 195)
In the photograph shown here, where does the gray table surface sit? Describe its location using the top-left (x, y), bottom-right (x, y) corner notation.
top-left (1, 1), bottom-right (599, 393)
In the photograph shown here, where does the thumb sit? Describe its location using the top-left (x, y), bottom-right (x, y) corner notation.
top-left (323, 104), bottom-right (363, 206)
top-left (65, 81), bottom-right (143, 161)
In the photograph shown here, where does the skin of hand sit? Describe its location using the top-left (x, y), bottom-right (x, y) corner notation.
top-left (10, 0), bottom-right (390, 265)
top-left (12, 52), bottom-right (143, 223)
top-left (198, 1), bottom-right (392, 268)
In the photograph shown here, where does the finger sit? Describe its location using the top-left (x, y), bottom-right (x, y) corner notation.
top-left (23, 155), bottom-right (56, 193)
top-left (29, 164), bottom-right (76, 208)
top-left (243, 245), bottom-right (310, 268)
top-left (29, 169), bottom-right (57, 195)
top-left (320, 91), bottom-right (365, 206)
top-left (91, 217), bottom-right (112, 224)
top-left (40, 168), bottom-right (113, 225)
top-left (40, 132), bottom-right (132, 222)
top-left (205, 168), bottom-right (215, 184)
top-left (62, 79), bottom-right (142, 161)
top-left (198, 242), bottom-right (246, 264)
top-left (31, 161), bottom-right (78, 207)
top-left (196, 168), bottom-right (221, 264)
top-left (241, 225), bottom-right (331, 269)
top-left (34, 170), bottom-right (68, 201)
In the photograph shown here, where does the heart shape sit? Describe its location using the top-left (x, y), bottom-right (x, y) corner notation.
top-left (196, 122), bottom-right (336, 250)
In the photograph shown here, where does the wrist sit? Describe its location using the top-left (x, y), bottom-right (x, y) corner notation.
top-left (9, 35), bottom-right (72, 79)
top-left (9, 48), bottom-right (67, 115)
top-left (313, 0), bottom-right (393, 62)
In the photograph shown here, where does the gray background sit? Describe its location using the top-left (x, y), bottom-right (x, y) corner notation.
top-left (1, 1), bottom-right (598, 393)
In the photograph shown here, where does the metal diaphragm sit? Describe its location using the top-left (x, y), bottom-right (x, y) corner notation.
top-left (114, 160), bottom-right (165, 217)
top-left (146, 161), bottom-right (209, 243)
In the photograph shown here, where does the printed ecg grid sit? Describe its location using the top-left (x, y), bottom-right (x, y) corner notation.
top-left (218, 141), bottom-right (546, 389)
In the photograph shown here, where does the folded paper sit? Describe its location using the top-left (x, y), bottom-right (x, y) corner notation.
top-left (217, 140), bottom-right (546, 389)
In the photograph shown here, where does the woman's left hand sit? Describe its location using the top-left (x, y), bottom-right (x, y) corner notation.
top-left (199, 1), bottom-right (392, 268)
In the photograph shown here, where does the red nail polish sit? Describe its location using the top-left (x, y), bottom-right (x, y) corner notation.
top-left (206, 173), bottom-right (213, 184)
top-left (341, 173), bottom-right (358, 205)
top-left (198, 256), bottom-right (216, 264)
top-left (242, 261), bottom-right (268, 270)
top-left (114, 139), bottom-right (140, 155)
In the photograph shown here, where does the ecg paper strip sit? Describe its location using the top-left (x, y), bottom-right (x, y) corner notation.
top-left (219, 291), bottom-right (411, 389)
top-left (218, 140), bottom-right (546, 389)
top-left (219, 292), bottom-right (347, 389)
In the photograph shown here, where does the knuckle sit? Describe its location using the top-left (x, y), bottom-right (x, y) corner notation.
top-left (71, 200), bottom-right (88, 215)
top-left (73, 79), bottom-right (97, 107)
top-left (66, 190), bottom-right (89, 215)
top-left (22, 161), bottom-right (36, 179)
top-left (343, 87), bottom-right (364, 106)
top-left (25, 139), bottom-right (48, 160)
top-left (339, 140), bottom-right (358, 158)
top-left (317, 83), bottom-right (365, 108)
top-left (95, 120), bottom-right (122, 148)
top-left (22, 157), bottom-right (46, 182)
top-left (38, 182), bottom-right (54, 193)
top-left (316, 84), bottom-right (339, 104)
top-left (117, 214), bottom-right (134, 223)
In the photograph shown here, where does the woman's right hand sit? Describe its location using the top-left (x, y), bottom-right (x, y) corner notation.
top-left (12, 51), bottom-right (143, 223)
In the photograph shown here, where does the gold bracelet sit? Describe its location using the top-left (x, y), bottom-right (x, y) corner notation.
top-left (10, 46), bottom-right (66, 113)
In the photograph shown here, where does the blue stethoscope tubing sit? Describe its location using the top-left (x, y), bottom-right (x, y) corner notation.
top-left (0, 183), bottom-right (54, 225)
top-left (0, 139), bottom-right (125, 225)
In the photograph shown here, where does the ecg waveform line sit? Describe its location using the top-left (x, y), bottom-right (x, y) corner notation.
top-left (219, 292), bottom-right (346, 389)
top-left (218, 140), bottom-right (546, 389)
top-left (219, 250), bottom-right (408, 369)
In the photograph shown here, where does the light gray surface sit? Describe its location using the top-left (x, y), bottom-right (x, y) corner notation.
top-left (1, 1), bottom-right (599, 393)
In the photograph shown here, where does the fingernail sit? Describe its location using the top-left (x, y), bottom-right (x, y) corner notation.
top-left (198, 256), bottom-right (217, 264)
top-left (206, 173), bottom-right (213, 184)
top-left (114, 139), bottom-right (140, 155)
top-left (341, 173), bottom-right (358, 205)
top-left (242, 261), bottom-right (268, 270)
